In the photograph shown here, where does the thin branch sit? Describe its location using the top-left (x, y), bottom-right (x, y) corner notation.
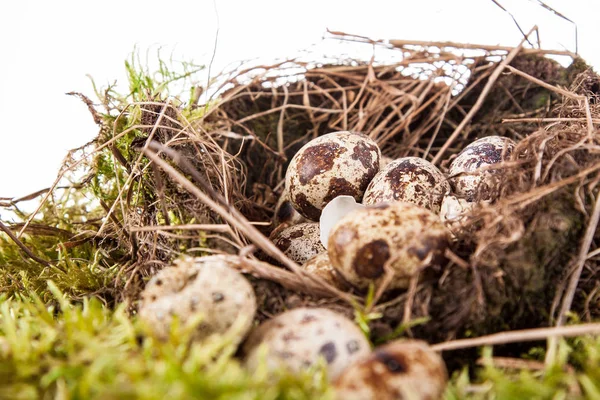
top-left (0, 220), bottom-right (52, 267)
top-left (432, 323), bottom-right (600, 352)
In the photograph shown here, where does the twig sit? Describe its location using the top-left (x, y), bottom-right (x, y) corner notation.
top-left (503, 117), bottom-right (600, 124)
top-left (431, 323), bottom-right (600, 352)
top-left (432, 26), bottom-right (537, 165)
top-left (0, 220), bottom-right (52, 267)
top-left (387, 39), bottom-right (576, 58)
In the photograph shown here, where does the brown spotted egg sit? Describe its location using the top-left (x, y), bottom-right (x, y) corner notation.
top-left (334, 340), bottom-right (448, 400)
top-left (302, 252), bottom-right (348, 289)
top-left (448, 136), bottom-right (515, 202)
top-left (272, 222), bottom-right (326, 264)
top-left (243, 307), bottom-right (371, 381)
top-left (273, 188), bottom-right (307, 227)
top-left (363, 157), bottom-right (449, 213)
top-left (285, 131), bottom-right (381, 220)
top-left (139, 257), bottom-right (257, 341)
top-left (328, 202), bottom-right (449, 290)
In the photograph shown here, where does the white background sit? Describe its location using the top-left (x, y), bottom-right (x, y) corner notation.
top-left (1, 0), bottom-right (598, 200)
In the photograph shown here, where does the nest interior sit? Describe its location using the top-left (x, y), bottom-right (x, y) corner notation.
top-left (3, 36), bottom-right (600, 369)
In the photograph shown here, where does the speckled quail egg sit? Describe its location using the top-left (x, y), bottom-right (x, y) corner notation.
top-left (139, 257), bottom-right (257, 341)
top-left (439, 195), bottom-right (482, 237)
top-left (272, 222), bottom-right (326, 264)
top-left (285, 131), bottom-right (381, 220)
top-left (334, 340), bottom-right (448, 400)
top-left (448, 136), bottom-right (515, 202)
top-left (302, 252), bottom-right (348, 289)
top-left (363, 157), bottom-right (450, 213)
top-left (243, 307), bottom-right (371, 381)
top-left (273, 188), bottom-right (307, 227)
top-left (328, 202), bottom-right (449, 290)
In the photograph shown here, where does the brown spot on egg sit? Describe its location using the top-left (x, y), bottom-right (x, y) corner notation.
top-left (289, 229), bottom-right (304, 239)
top-left (346, 340), bottom-right (361, 354)
top-left (211, 292), bottom-right (225, 303)
top-left (389, 159), bottom-right (436, 186)
top-left (294, 193), bottom-right (321, 220)
top-left (297, 142), bottom-right (346, 185)
top-left (353, 240), bottom-right (390, 279)
top-left (319, 342), bottom-right (338, 364)
top-left (374, 349), bottom-right (409, 374)
top-left (275, 236), bottom-right (292, 252)
top-left (323, 177), bottom-right (360, 203)
top-left (300, 314), bottom-right (317, 324)
top-left (351, 141), bottom-right (377, 169)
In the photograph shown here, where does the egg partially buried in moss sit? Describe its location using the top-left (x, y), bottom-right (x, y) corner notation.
top-left (328, 202), bottom-right (449, 290)
top-left (334, 340), bottom-right (448, 400)
top-left (363, 157), bottom-right (449, 213)
top-left (448, 136), bottom-right (515, 202)
top-left (285, 131), bottom-right (381, 220)
top-left (243, 307), bottom-right (370, 381)
top-left (272, 222), bottom-right (326, 264)
top-left (139, 257), bottom-right (257, 341)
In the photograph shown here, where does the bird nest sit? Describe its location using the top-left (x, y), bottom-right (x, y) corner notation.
top-left (2, 32), bottom-right (599, 366)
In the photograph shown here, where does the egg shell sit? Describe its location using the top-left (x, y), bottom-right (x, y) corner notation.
top-left (363, 157), bottom-right (449, 213)
top-left (285, 131), bottom-right (381, 220)
top-left (139, 257), bottom-right (257, 341)
top-left (439, 195), bottom-right (479, 237)
top-left (243, 307), bottom-right (371, 381)
top-left (302, 252), bottom-right (348, 289)
top-left (273, 188), bottom-right (307, 227)
top-left (328, 202), bottom-right (449, 290)
top-left (334, 340), bottom-right (448, 400)
top-left (448, 136), bottom-right (515, 202)
top-left (272, 222), bottom-right (326, 264)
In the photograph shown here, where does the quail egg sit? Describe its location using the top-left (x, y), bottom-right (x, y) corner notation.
top-left (334, 340), bottom-right (448, 400)
top-left (273, 188), bottom-right (307, 227)
top-left (363, 157), bottom-right (449, 213)
top-left (139, 257), bottom-right (257, 341)
top-left (243, 307), bottom-right (371, 381)
top-left (302, 252), bottom-right (348, 289)
top-left (272, 222), bottom-right (326, 264)
top-left (285, 131), bottom-right (381, 220)
top-left (328, 202), bottom-right (449, 290)
top-left (448, 136), bottom-right (515, 202)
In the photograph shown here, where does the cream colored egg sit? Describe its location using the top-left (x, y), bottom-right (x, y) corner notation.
top-left (363, 157), bottom-right (449, 213)
top-left (285, 131), bottom-right (381, 220)
top-left (328, 202), bottom-right (449, 290)
top-left (272, 222), bottom-right (326, 264)
top-left (243, 307), bottom-right (371, 381)
top-left (139, 257), bottom-right (257, 341)
top-left (448, 136), bottom-right (515, 202)
top-left (334, 340), bottom-right (448, 400)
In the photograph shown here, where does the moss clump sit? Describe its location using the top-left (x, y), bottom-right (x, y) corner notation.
top-left (0, 287), bottom-right (333, 400)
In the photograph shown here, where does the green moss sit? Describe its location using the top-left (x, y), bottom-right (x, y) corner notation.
top-left (0, 288), bottom-right (333, 400)
top-left (446, 339), bottom-right (600, 399)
